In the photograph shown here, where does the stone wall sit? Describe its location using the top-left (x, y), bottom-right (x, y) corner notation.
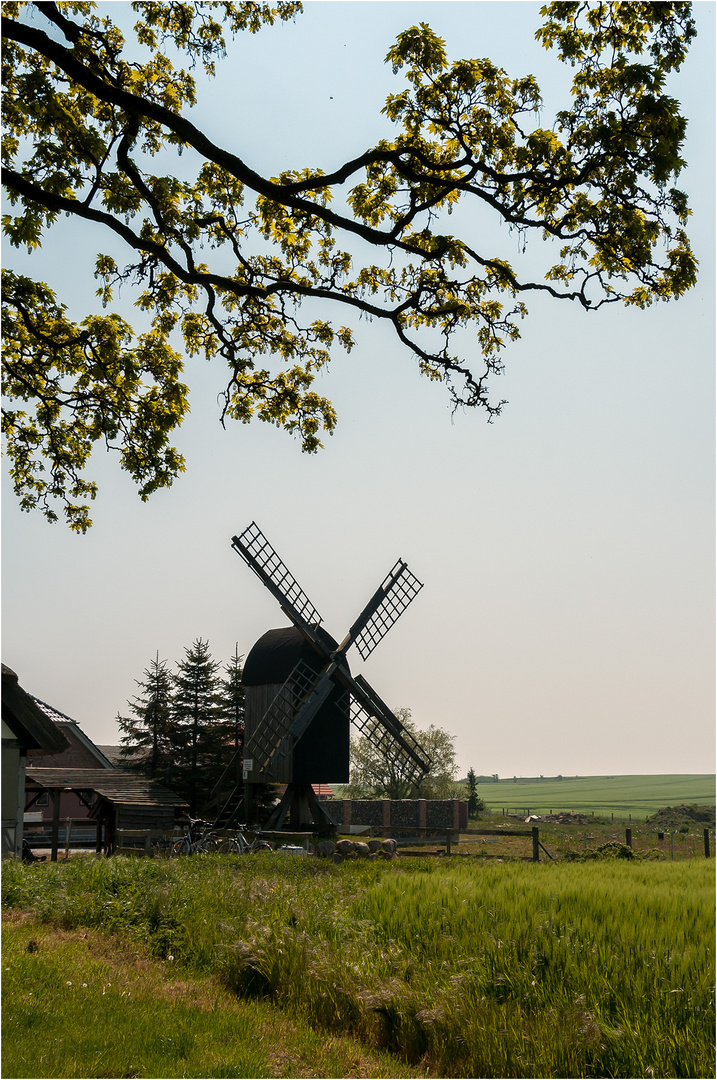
top-left (329, 798), bottom-right (467, 831)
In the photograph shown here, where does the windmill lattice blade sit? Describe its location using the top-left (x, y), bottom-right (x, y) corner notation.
top-left (232, 522), bottom-right (323, 629)
top-left (352, 560), bottom-right (423, 660)
top-left (248, 659), bottom-right (322, 774)
top-left (349, 697), bottom-right (428, 790)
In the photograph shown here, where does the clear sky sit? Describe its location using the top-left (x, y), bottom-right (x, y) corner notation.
top-left (2, 2), bottom-right (714, 779)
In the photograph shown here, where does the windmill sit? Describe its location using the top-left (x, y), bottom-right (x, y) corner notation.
top-left (212, 522), bottom-right (431, 831)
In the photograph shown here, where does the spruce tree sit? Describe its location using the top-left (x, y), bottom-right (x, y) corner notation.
top-left (171, 638), bottom-right (223, 814)
top-left (466, 768), bottom-right (485, 818)
top-left (219, 644), bottom-right (245, 755)
top-left (116, 653), bottom-right (175, 780)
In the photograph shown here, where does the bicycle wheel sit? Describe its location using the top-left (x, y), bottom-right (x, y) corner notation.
top-left (218, 838), bottom-right (240, 854)
top-left (171, 838), bottom-right (190, 856)
top-left (198, 836), bottom-right (219, 853)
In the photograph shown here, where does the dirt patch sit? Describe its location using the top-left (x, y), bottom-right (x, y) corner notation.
top-left (647, 805), bottom-right (715, 829)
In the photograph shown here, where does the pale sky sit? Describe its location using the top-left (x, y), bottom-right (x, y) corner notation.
top-left (2, 2), bottom-right (714, 778)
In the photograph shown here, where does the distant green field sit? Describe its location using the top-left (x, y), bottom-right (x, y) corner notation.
top-left (476, 774), bottom-right (715, 818)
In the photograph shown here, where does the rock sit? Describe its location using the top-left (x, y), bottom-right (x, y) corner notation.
top-left (353, 842), bottom-right (370, 858)
top-left (314, 840), bottom-right (336, 858)
top-left (381, 838), bottom-right (397, 854)
top-left (336, 839), bottom-right (355, 855)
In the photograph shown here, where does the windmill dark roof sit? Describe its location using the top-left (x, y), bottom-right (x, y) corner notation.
top-left (243, 625), bottom-right (343, 686)
top-left (2, 665), bottom-right (69, 755)
top-left (24, 768), bottom-right (186, 811)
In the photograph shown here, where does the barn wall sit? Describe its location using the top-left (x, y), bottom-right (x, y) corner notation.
top-left (115, 805), bottom-right (175, 831)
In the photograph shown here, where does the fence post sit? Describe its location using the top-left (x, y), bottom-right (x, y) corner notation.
top-left (625, 828), bottom-right (632, 849)
top-left (65, 817), bottom-right (71, 859)
top-left (446, 831), bottom-right (452, 857)
top-left (50, 790), bottom-right (60, 863)
top-left (532, 826), bottom-right (540, 862)
top-left (705, 829), bottom-right (711, 859)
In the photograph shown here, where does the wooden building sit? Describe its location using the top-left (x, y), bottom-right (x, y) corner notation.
top-left (25, 696), bottom-right (115, 835)
top-left (2, 664), bottom-right (69, 857)
top-left (24, 767), bottom-right (187, 857)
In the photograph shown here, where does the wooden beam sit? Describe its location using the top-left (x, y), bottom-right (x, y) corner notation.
top-left (50, 789), bottom-right (61, 862)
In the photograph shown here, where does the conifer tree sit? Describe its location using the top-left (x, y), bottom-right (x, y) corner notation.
top-left (171, 638), bottom-right (223, 814)
top-left (219, 644), bottom-right (245, 755)
top-left (466, 767), bottom-right (482, 818)
top-left (116, 652), bottom-right (175, 780)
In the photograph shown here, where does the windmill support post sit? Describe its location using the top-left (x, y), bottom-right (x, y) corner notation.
top-left (264, 783), bottom-right (340, 832)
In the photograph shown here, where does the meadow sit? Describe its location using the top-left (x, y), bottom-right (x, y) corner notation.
top-left (2, 853), bottom-right (714, 1078)
top-left (475, 773), bottom-right (715, 818)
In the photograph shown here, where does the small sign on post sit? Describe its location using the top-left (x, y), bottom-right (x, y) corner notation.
top-left (243, 758), bottom-right (253, 780)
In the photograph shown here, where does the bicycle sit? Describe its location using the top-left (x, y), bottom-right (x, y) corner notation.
top-left (217, 824), bottom-right (274, 855)
top-left (170, 817), bottom-right (220, 856)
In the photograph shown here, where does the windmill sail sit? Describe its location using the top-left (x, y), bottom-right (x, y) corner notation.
top-left (342, 672), bottom-right (430, 788)
top-left (348, 560), bottom-right (423, 660)
top-left (232, 522), bottom-right (324, 638)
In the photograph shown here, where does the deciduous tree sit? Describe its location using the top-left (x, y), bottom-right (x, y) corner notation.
top-left (348, 708), bottom-right (459, 800)
top-left (2, 2), bottom-right (697, 529)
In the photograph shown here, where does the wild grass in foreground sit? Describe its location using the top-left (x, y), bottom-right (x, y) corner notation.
top-left (3, 855), bottom-right (714, 1078)
top-left (2, 914), bottom-right (418, 1079)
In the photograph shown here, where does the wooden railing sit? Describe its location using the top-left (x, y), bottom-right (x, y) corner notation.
top-left (365, 824), bottom-right (551, 861)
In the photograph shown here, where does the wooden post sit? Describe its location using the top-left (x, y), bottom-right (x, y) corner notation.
top-left (704, 829), bottom-right (710, 859)
top-left (64, 817), bottom-right (71, 859)
top-left (670, 831), bottom-right (674, 861)
top-left (95, 819), bottom-right (102, 855)
top-left (532, 826), bottom-right (540, 862)
top-left (446, 831), bottom-right (451, 856)
top-left (625, 828), bottom-right (632, 849)
top-left (50, 789), bottom-right (61, 863)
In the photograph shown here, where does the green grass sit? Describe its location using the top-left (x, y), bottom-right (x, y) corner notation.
top-left (2, 915), bottom-right (425, 1079)
top-left (3, 853), bottom-right (714, 1078)
top-left (476, 773), bottom-right (715, 818)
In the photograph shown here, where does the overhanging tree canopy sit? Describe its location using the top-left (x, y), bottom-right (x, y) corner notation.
top-left (2, 1), bottom-right (697, 529)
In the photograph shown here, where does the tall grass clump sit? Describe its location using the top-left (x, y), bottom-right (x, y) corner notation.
top-left (3, 854), bottom-right (714, 1078)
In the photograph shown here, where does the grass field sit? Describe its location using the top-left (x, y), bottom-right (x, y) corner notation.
top-left (475, 773), bottom-right (715, 818)
top-left (3, 852), bottom-right (714, 1078)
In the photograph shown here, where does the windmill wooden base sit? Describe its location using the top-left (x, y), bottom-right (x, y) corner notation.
top-left (264, 783), bottom-right (340, 832)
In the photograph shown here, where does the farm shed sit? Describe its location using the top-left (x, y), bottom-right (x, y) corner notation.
top-left (25, 697), bottom-right (115, 837)
top-left (2, 665), bottom-right (69, 858)
top-left (24, 767), bottom-right (187, 858)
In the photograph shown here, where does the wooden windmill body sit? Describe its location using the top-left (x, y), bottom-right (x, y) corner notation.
top-left (220, 522), bottom-right (430, 831)
top-left (242, 624), bottom-right (350, 786)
